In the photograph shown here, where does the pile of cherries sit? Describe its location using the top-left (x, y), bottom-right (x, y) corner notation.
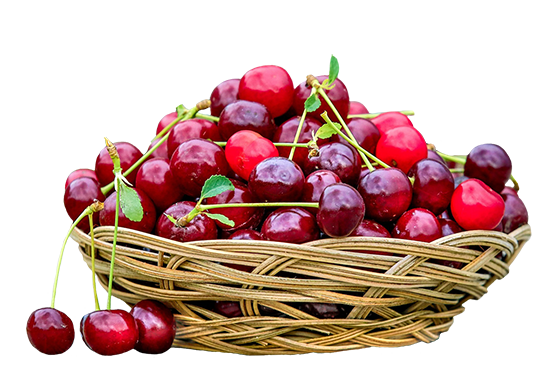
top-left (27, 58), bottom-right (529, 356)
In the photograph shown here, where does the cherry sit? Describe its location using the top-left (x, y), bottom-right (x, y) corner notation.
top-left (330, 118), bottom-right (380, 155)
top-left (450, 178), bottom-right (505, 230)
top-left (156, 111), bottom-right (179, 135)
top-left (248, 157), bottom-right (305, 202)
top-left (376, 126), bottom-right (427, 174)
top-left (27, 308), bottom-right (75, 355)
top-left (95, 141), bottom-right (143, 186)
top-left (224, 130), bottom-right (279, 181)
top-left (317, 183), bottom-right (365, 237)
top-left (130, 300), bottom-right (176, 354)
top-left (99, 187), bottom-right (157, 234)
top-left (135, 158), bottom-right (184, 213)
top-left (298, 303), bottom-right (347, 319)
top-left (350, 219), bottom-right (393, 257)
top-left (303, 142), bottom-right (361, 186)
top-left (464, 143), bottom-right (512, 193)
top-left (224, 229), bottom-right (263, 272)
top-left (501, 186), bottom-right (518, 197)
top-left (238, 65), bottom-right (294, 118)
top-left (167, 118), bottom-right (221, 158)
top-left (80, 309), bottom-right (138, 356)
top-left (146, 138), bottom-right (170, 160)
top-left (65, 168), bottom-right (98, 189)
top-left (370, 111), bottom-right (414, 135)
top-left (213, 301), bottom-right (243, 318)
top-left (427, 150), bottom-right (445, 164)
top-left (217, 100), bottom-right (276, 140)
top-left (261, 207), bottom-right (320, 243)
top-left (210, 78), bottom-right (240, 117)
top-left (292, 75), bottom-right (350, 123)
top-left (434, 218), bottom-right (464, 269)
top-left (170, 138), bottom-right (230, 198)
top-left (64, 176), bottom-right (105, 233)
top-left (204, 179), bottom-right (264, 232)
top-left (454, 175), bottom-right (470, 189)
top-left (358, 168), bottom-right (413, 224)
top-left (408, 158), bottom-right (455, 216)
top-left (500, 193), bottom-right (529, 233)
top-left (392, 208), bottom-right (442, 243)
top-left (300, 170), bottom-right (342, 214)
top-left (155, 201), bottom-right (218, 242)
top-left (273, 116), bottom-right (323, 168)
top-left (348, 101), bottom-right (369, 115)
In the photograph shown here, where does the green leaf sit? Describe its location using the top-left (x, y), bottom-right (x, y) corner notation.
top-left (200, 175), bottom-right (235, 201)
top-left (119, 184), bottom-right (144, 222)
top-left (304, 93), bottom-right (321, 113)
top-left (176, 104), bottom-right (185, 117)
top-left (316, 122), bottom-right (342, 140)
top-left (204, 212), bottom-right (235, 227)
top-left (328, 55), bottom-right (339, 85)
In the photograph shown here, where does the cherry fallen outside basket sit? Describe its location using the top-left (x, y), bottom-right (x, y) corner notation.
top-left (71, 223), bottom-right (531, 355)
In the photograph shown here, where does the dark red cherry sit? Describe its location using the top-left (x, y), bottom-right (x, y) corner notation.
top-left (156, 111), bottom-right (179, 135)
top-left (224, 229), bottom-right (263, 272)
top-left (426, 150), bottom-right (445, 164)
top-left (135, 158), bottom-right (184, 213)
top-left (348, 101), bottom-right (369, 115)
top-left (95, 141), bottom-right (143, 186)
top-left (433, 218), bottom-right (464, 269)
top-left (155, 201), bottom-right (218, 242)
top-left (370, 112), bottom-right (414, 134)
top-left (64, 176), bottom-right (105, 233)
top-left (27, 308), bottom-right (74, 355)
top-left (167, 119), bottom-right (221, 158)
top-left (261, 207), bottom-right (320, 243)
top-left (65, 168), bottom-right (98, 189)
top-left (210, 78), bottom-right (240, 117)
top-left (81, 309), bottom-right (138, 356)
top-left (358, 168), bottom-right (413, 224)
top-left (292, 75), bottom-right (349, 123)
top-left (147, 138), bottom-right (170, 160)
top-left (99, 187), bottom-right (157, 233)
top-left (317, 183), bottom-right (365, 237)
top-left (170, 138), bottom-right (230, 198)
top-left (248, 157), bottom-right (305, 202)
top-left (331, 118), bottom-right (380, 155)
top-left (298, 303), bottom-right (347, 319)
top-left (376, 126), bottom-right (427, 174)
top-left (501, 193), bottom-right (529, 234)
top-left (392, 208), bottom-right (442, 243)
top-left (464, 143), bottom-right (512, 193)
top-left (408, 158), bottom-right (455, 216)
top-left (303, 142), bottom-right (361, 186)
top-left (238, 65), bottom-right (294, 118)
top-left (350, 219), bottom-right (393, 257)
top-left (501, 186), bottom-right (518, 197)
top-left (300, 170), bottom-right (341, 214)
top-left (273, 116), bottom-right (323, 169)
top-left (218, 100), bottom-right (276, 140)
top-left (130, 300), bottom-right (176, 354)
top-left (214, 301), bottom-right (243, 318)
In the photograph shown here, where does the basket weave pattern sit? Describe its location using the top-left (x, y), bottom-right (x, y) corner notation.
top-left (72, 224), bottom-right (531, 355)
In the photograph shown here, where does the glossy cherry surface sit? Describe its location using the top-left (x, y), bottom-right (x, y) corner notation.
top-left (27, 308), bottom-right (74, 355)
top-left (99, 187), bottom-right (157, 233)
top-left (300, 170), bottom-right (341, 214)
top-left (170, 138), bottom-right (230, 198)
top-left (370, 111), bottom-right (414, 134)
top-left (248, 157), bottom-right (305, 202)
top-left (80, 309), bottom-right (138, 356)
top-left (501, 193), bottom-right (529, 233)
top-left (147, 138), bottom-right (170, 160)
top-left (331, 118), bottom-right (380, 155)
top-left (272, 116), bottom-right (322, 168)
top-left (95, 141), bottom-right (143, 186)
top-left (317, 183), bottom-right (365, 237)
top-left (64, 176), bottom-right (105, 233)
top-left (292, 75), bottom-right (349, 123)
top-left (261, 207), bottom-right (320, 243)
top-left (238, 65), bottom-right (294, 118)
top-left (155, 201), bottom-right (218, 242)
top-left (348, 101), bottom-right (369, 115)
top-left (167, 119), bottom-right (221, 158)
top-left (358, 168), bottom-right (413, 223)
top-left (392, 208), bottom-right (442, 243)
top-left (135, 158), bottom-right (184, 213)
top-left (376, 126), bottom-right (427, 174)
top-left (65, 168), bottom-right (98, 189)
top-left (218, 100), bottom-right (276, 140)
top-left (130, 300), bottom-right (176, 354)
top-left (408, 158), bottom-right (455, 216)
top-left (210, 78), bottom-right (240, 117)
top-left (464, 143), bottom-right (512, 193)
top-left (303, 142), bottom-right (361, 186)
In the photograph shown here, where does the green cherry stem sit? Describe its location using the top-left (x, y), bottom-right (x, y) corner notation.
top-left (214, 141), bottom-right (310, 148)
top-left (288, 108), bottom-right (309, 161)
top-left (88, 213), bottom-right (100, 311)
top-left (347, 110), bottom-right (415, 119)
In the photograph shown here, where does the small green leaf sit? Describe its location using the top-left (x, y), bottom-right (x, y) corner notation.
top-left (328, 55), bottom-right (339, 85)
top-left (316, 122), bottom-right (342, 139)
top-left (204, 212), bottom-right (235, 227)
top-left (119, 184), bottom-right (144, 222)
top-left (176, 104), bottom-right (185, 117)
top-left (200, 175), bottom-right (235, 201)
top-left (304, 93), bottom-right (321, 113)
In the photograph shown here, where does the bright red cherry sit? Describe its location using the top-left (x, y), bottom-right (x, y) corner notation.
top-left (81, 309), bottom-right (138, 356)
top-left (210, 78), bottom-right (240, 117)
top-left (370, 112), bottom-right (414, 134)
top-left (65, 168), bottom-right (98, 189)
top-left (130, 300), bottom-right (176, 354)
top-left (224, 130), bottom-right (279, 181)
top-left (135, 158), bottom-right (184, 213)
top-left (348, 101), bottom-right (369, 115)
top-left (376, 126), bottom-right (427, 174)
top-left (218, 100), bottom-right (277, 140)
top-left (292, 75), bottom-right (349, 123)
top-left (99, 187), bottom-right (157, 234)
top-left (167, 119), bottom-right (221, 158)
top-left (27, 308), bottom-right (75, 355)
top-left (317, 183), bottom-right (365, 237)
top-left (238, 65), bottom-right (294, 118)
top-left (450, 178), bottom-right (505, 230)
top-left (392, 208), bottom-right (442, 243)
top-left (95, 141), bottom-right (143, 187)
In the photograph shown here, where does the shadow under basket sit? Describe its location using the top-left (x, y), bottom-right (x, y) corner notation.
top-left (71, 224), bottom-right (531, 355)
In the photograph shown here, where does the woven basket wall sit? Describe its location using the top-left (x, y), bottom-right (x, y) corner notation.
top-left (71, 224), bottom-right (531, 355)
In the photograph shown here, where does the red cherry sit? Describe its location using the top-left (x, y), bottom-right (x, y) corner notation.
top-left (95, 141), bottom-right (143, 187)
top-left (146, 138), bottom-right (170, 160)
top-left (450, 178), bottom-right (505, 230)
top-left (27, 308), bottom-right (75, 355)
top-left (65, 168), bottom-right (98, 189)
top-left (64, 177), bottom-right (105, 233)
top-left (350, 219), bottom-right (393, 257)
top-left (238, 65), bottom-right (294, 118)
top-left (317, 183), bottom-right (365, 237)
top-left (167, 119), bottom-right (221, 158)
top-left (80, 309), bottom-right (138, 356)
top-left (130, 300), bottom-right (176, 354)
top-left (210, 78), bottom-right (240, 117)
top-left (376, 126), bottom-right (427, 174)
top-left (99, 187), bottom-right (157, 234)
top-left (135, 157), bottom-right (184, 213)
top-left (348, 101), bottom-right (369, 115)
top-left (370, 112), bottom-right (414, 134)
top-left (155, 201), bottom-right (218, 242)
top-left (218, 100), bottom-right (277, 140)
top-left (272, 116), bottom-right (323, 169)
top-left (330, 118), bottom-right (380, 155)
top-left (224, 130), bottom-right (279, 181)
top-left (261, 207), bottom-right (320, 243)
top-left (300, 170), bottom-right (342, 214)
top-left (156, 111), bottom-right (179, 135)
top-left (392, 208), bottom-right (442, 243)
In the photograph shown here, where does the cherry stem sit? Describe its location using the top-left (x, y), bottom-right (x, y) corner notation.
top-left (288, 104), bottom-right (312, 161)
top-left (214, 141), bottom-right (309, 148)
top-left (347, 110), bottom-right (415, 119)
top-left (89, 214), bottom-right (100, 311)
top-left (176, 104), bottom-right (219, 123)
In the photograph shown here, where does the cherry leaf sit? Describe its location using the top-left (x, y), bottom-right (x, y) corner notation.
top-left (204, 212), bottom-right (235, 227)
top-left (176, 104), bottom-right (186, 117)
top-left (304, 93), bottom-right (321, 113)
top-left (119, 183), bottom-right (144, 222)
top-left (328, 55), bottom-right (339, 85)
top-left (200, 175), bottom-right (235, 202)
top-left (316, 122), bottom-right (342, 140)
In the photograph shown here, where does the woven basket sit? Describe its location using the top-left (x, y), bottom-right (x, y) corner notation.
top-left (71, 224), bottom-right (531, 355)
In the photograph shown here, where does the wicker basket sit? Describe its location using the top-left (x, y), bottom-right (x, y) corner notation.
top-left (71, 224), bottom-right (531, 355)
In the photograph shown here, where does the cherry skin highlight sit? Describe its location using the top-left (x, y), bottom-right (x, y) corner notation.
top-left (261, 207), bottom-right (320, 243)
top-left (80, 309), bottom-right (138, 356)
top-left (317, 183), bottom-right (365, 237)
top-left (27, 308), bottom-right (75, 355)
top-left (210, 78), bottom-right (240, 117)
top-left (65, 168), bottom-right (98, 189)
top-left (303, 142), bottom-right (361, 186)
top-left (225, 130), bottom-right (279, 181)
top-left (130, 300), bottom-right (176, 354)
top-left (392, 208), bottom-right (442, 243)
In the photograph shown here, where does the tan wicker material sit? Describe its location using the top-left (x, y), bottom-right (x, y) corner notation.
top-left (71, 224), bottom-right (531, 355)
